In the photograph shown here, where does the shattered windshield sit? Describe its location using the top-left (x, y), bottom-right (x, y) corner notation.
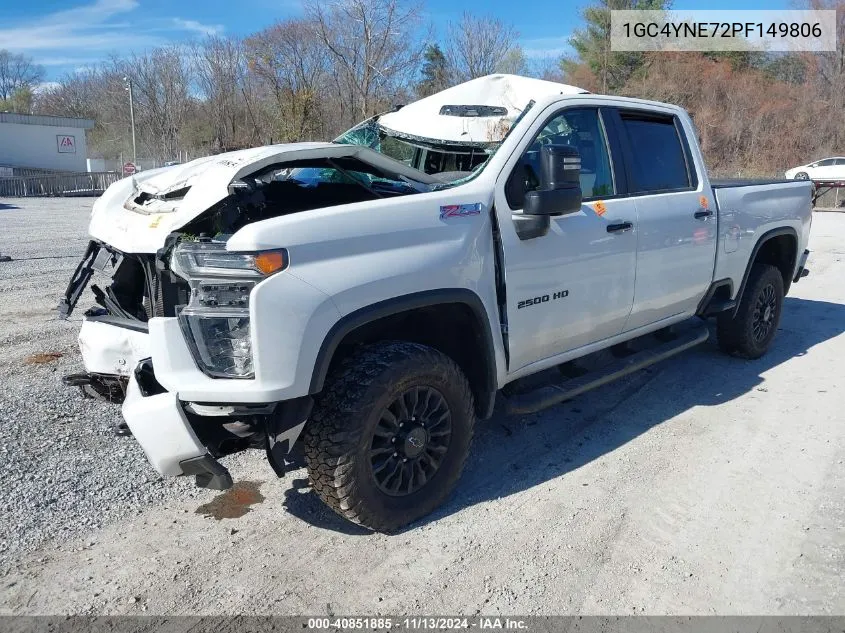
top-left (335, 102), bottom-right (537, 189)
top-left (335, 117), bottom-right (498, 188)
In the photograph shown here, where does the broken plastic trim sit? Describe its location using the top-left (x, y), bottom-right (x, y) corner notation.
top-left (180, 454), bottom-right (233, 490)
top-left (132, 185), bottom-right (191, 207)
top-left (62, 372), bottom-right (127, 403)
top-left (58, 240), bottom-right (101, 319)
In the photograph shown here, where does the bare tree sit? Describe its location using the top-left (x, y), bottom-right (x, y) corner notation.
top-left (246, 19), bottom-right (329, 141)
top-left (192, 36), bottom-right (250, 151)
top-left (445, 13), bottom-right (521, 81)
top-left (803, 0), bottom-right (845, 152)
top-left (0, 49), bottom-right (45, 101)
top-left (306, 0), bottom-right (426, 124)
top-left (120, 47), bottom-right (194, 161)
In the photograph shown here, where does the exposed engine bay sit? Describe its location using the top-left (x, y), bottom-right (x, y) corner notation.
top-left (57, 154), bottom-right (432, 403)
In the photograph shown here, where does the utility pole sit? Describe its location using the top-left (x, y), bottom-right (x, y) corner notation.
top-left (124, 76), bottom-right (137, 165)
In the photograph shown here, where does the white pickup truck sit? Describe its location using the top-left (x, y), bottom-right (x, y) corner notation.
top-left (60, 75), bottom-right (812, 530)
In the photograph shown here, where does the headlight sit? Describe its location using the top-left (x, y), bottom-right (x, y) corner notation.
top-left (171, 241), bottom-right (287, 279)
top-left (172, 240), bottom-right (288, 379)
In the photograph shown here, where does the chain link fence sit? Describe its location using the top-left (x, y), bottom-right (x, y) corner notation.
top-left (0, 171), bottom-right (122, 197)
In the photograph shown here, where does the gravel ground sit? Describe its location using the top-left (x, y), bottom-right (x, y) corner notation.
top-left (0, 197), bottom-right (843, 615)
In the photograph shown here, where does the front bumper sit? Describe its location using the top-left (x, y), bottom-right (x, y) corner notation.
top-left (121, 353), bottom-right (312, 489)
top-left (121, 371), bottom-right (209, 477)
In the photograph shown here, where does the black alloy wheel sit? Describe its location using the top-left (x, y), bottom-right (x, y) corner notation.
top-left (752, 282), bottom-right (778, 343)
top-left (369, 386), bottom-right (452, 496)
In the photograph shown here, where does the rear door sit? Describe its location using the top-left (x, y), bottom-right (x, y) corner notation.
top-left (494, 105), bottom-right (638, 373)
top-left (611, 108), bottom-right (717, 332)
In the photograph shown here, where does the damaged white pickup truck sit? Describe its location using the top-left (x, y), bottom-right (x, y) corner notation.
top-left (60, 74), bottom-right (812, 530)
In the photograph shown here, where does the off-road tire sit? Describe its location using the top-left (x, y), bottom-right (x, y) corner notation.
top-left (717, 263), bottom-right (784, 359)
top-left (302, 341), bottom-right (475, 531)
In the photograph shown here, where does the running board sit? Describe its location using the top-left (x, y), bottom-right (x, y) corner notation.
top-left (502, 324), bottom-right (710, 415)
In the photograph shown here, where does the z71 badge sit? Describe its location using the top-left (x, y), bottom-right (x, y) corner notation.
top-left (440, 202), bottom-right (483, 219)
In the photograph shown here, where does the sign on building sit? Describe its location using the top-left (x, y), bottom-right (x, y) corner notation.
top-left (56, 135), bottom-right (76, 153)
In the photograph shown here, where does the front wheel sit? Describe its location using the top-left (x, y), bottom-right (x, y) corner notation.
top-left (794, 172), bottom-right (809, 180)
top-left (717, 263), bottom-right (784, 359)
top-left (303, 341), bottom-right (475, 531)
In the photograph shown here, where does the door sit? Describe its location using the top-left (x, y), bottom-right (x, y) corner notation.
top-left (612, 109), bottom-right (717, 331)
top-left (817, 158), bottom-right (845, 181)
top-left (494, 106), bottom-right (638, 373)
top-left (810, 158), bottom-right (837, 180)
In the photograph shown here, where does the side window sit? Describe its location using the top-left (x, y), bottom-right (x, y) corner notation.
top-left (817, 159), bottom-right (835, 166)
top-left (836, 159), bottom-right (845, 166)
top-left (506, 108), bottom-right (614, 209)
top-left (619, 114), bottom-right (692, 193)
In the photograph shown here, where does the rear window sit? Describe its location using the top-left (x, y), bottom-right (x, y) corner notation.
top-left (620, 114), bottom-right (692, 193)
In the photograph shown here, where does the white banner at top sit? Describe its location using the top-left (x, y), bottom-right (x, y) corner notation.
top-left (610, 10), bottom-right (838, 53)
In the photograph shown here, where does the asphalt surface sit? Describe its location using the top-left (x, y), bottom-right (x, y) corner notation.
top-left (0, 197), bottom-right (842, 615)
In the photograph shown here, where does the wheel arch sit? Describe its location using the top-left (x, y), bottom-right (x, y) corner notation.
top-left (733, 227), bottom-right (798, 314)
top-left (309, 289), bottom-right (499, 419)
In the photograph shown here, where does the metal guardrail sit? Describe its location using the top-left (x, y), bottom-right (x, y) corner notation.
top-left (0, 172), bottom-right (122, 197)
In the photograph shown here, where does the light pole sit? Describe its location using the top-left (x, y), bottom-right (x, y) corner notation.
top-left (123, 76), bottom-right (137, 165)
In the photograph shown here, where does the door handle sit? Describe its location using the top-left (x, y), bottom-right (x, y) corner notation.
top-left (694, 209), bottom-right (714, 219)
top-left (606, 221), bottom-right (633, 233)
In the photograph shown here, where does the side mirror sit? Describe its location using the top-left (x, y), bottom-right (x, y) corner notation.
top-left (514, 144), bottom-right (583, 240)
top-left (523, 145), bottom-right (583, 216)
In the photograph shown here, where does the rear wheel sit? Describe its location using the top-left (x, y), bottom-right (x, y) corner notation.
top-left (717, 263), bottom-right (784, 359)
top-left (303, 341), bottom-right (475, 531)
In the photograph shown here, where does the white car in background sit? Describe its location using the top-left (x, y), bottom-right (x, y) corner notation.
top-left (785, 157), bottom-right (845, 181)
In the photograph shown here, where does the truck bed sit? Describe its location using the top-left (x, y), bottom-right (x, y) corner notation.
top-left (711, 178), bottom-right (796, 188)
top-left (710, 179), bottom-right (813, 297)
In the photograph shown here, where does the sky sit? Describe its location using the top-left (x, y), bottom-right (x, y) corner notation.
top-left (1, 0), bottom-right (793, 84)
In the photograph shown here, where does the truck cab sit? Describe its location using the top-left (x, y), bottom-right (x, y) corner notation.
top-left (61, 74), bottom-right (812, 531)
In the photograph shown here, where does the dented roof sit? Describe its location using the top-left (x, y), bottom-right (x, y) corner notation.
top-left (378, 74), bottom-right (587, 145)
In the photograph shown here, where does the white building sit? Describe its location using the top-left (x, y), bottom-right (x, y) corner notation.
top-left (0, 112), bottom-right (94, 173)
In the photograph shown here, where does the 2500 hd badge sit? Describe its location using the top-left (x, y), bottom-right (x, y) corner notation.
top-left (517, 289), bottom-right (569, 309)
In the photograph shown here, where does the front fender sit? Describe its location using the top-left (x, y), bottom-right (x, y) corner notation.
top-left (149, 270), bottom-right (341, 403)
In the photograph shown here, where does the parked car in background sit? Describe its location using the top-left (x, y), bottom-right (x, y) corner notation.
top-left (785, 157), bottom-right (845, 181)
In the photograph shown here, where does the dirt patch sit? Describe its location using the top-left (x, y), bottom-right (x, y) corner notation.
top-left (195, 481), bottom-right (265, 520)
top-left (23, 352), bottom-right (63, 365)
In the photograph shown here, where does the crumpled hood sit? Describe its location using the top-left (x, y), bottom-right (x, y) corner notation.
top-left (87, 141), bottom-right (437, 254)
